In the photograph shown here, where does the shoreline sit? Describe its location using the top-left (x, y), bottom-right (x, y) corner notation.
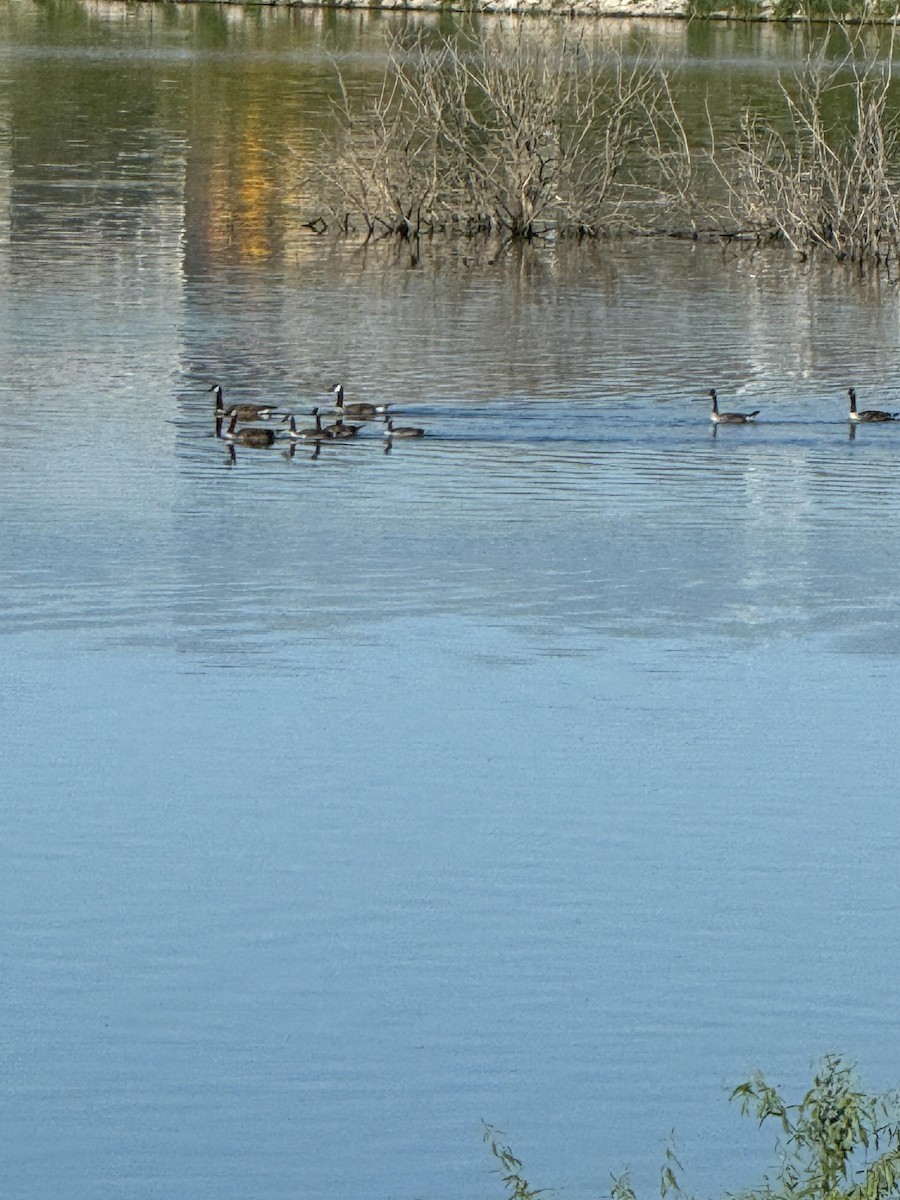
top-left (131, 0), bottom-right (900, 22)
top-left (251, 0), bottom-right (699, 15)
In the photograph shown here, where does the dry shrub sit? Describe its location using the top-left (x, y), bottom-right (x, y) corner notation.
top-left (713, 29), bottom-right (900, 270)
top-left (313, 21), bottom-right (900, 277)
top-left (317, 24), bottom-right (667, 241)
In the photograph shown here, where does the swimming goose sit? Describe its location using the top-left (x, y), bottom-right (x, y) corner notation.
top-left (707, 388), bottom-right (760, 424)
top-left (284, 408), bottom-right (327, 440)
top-left (323, 416), bottom-right (362, 439)
top-left (383, 417), bottom-right (425, 439)
top-left (331, 383), bottom-right (390, 419)
top-left (848, 387), bottom-right (898, 423)
top-left (210, 383), bottom-right (281, 421)
top-left (223, 412), bottom-right (277, 446)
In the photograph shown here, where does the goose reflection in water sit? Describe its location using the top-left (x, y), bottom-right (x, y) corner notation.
top-left (287, 440), bottom-right (323, 460)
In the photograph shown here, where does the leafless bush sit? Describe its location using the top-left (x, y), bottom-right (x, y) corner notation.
top-left (312, 22), bottom-right (900, 275)
top-left (316, 24), bottom-right (669, 241)
top-left (713, 30), bottom-right (900, 270)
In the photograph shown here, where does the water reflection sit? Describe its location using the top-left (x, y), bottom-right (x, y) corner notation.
top-left (5, 12), bottom-right (900, 1200)
top-left (8, 0), bottom-right (899, 270)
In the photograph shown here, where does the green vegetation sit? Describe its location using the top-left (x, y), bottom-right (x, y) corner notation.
top-left (483, 1124), bottom-right (546, 1200)
top-left (485, 1058), bottom-right (900, 1200)
top-left (728, 1056), bottom-right (900, 1200)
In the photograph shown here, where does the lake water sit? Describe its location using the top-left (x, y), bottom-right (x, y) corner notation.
top-left (3, 5), bottom-right (900, 1200)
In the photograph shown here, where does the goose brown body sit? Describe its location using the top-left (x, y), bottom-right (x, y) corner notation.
top-left (708, 388), bottom-right (760, 424)
top-left (331, 383), bottom-right (389, 419)
top-left (211, 383), bottom-right (280, 421)
top-left (383, 417), bottom-right (425, 439)
top-left (323, 417), bottom-right (362, 439)
top-left (285, 408), bottom-right (326, 439)
top-left (224, 412), bottom-right (277, 446)
top-left (848, 387), bottom-right (898, 423)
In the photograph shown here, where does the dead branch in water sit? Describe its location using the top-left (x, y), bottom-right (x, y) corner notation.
top-left (711, 26), bottom-right (900, 272)
top-left (315, 24), bottom-right (668, 241)
top-left (310, 21), bottom-right (900, 276)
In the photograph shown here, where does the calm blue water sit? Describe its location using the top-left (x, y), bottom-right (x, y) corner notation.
top-left (3, 6), bottom-right (900, 1200)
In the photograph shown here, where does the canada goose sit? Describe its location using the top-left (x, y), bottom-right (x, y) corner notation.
top-left (707, 388), bottom-right (760, 424)
top-left (284, 408), bottom-right (326, 440)
top-left (331, 383), bottom-right (390, 419)
top-left (223, 412), bottom-right (277, 447)
top-left (210, 383), bottom-right (280, 421)
top-left (323, 416), bottom-right (362, 439)
top-left (848, 387), bottom-right (898, 423)
top-left (383, 417), bottom-right (425, 439)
